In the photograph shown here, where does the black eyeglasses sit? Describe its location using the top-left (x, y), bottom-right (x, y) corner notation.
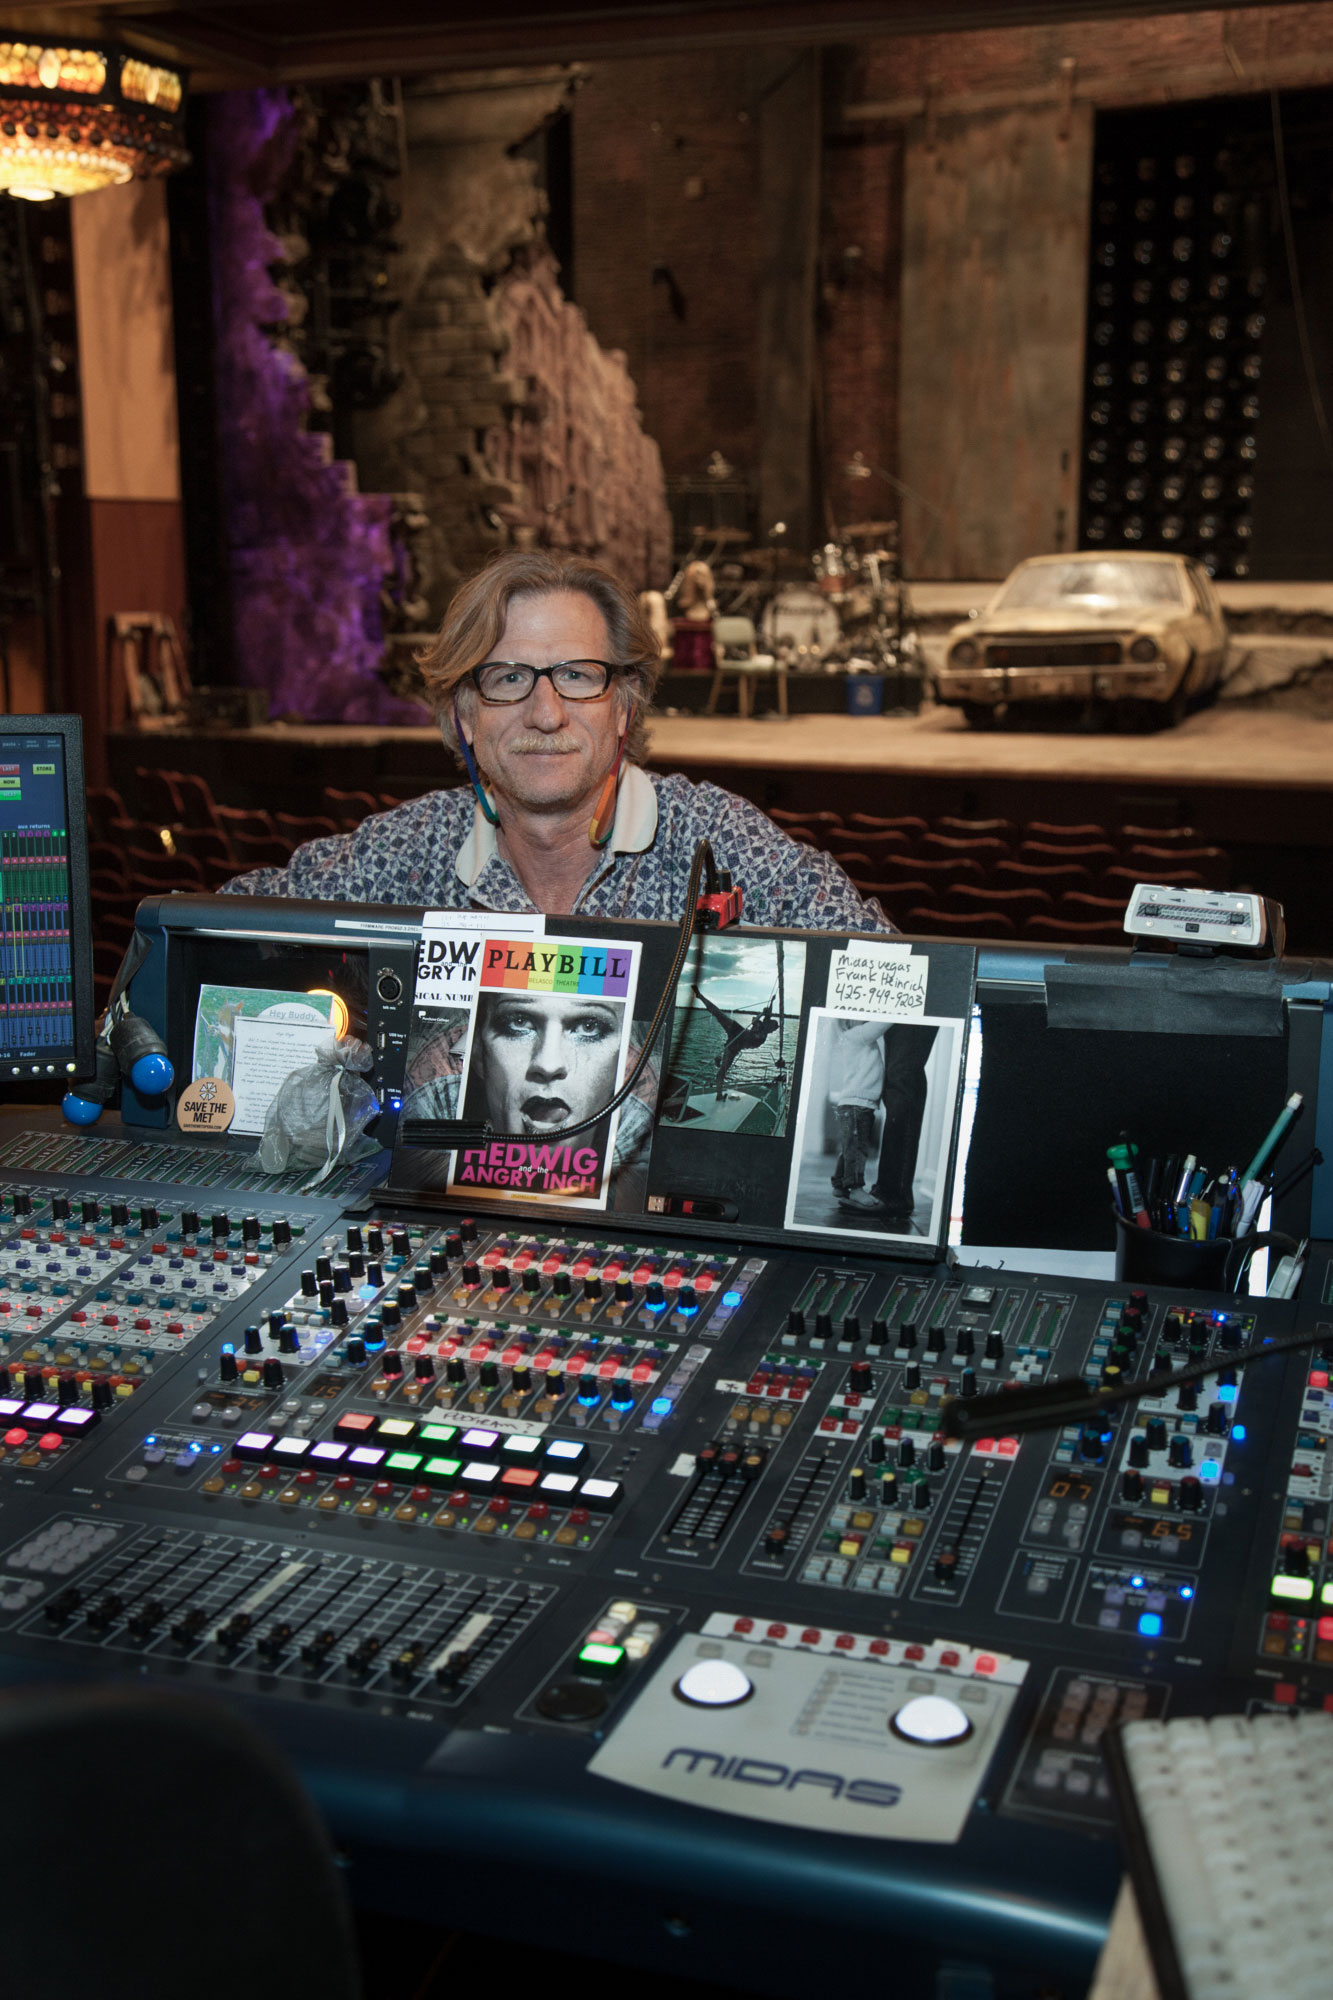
top-left (469, 659), bottom-right (622, 705)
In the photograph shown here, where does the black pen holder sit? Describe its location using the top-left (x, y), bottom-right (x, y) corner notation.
top-left (1110, 1211), bottom-right (1294, 1294)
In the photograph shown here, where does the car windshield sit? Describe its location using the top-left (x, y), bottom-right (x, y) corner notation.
top-left (994, 560), bottom-right (1187, 612)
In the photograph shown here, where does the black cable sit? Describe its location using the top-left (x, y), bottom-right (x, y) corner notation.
top-left (1271, 87), bottom-right (1333, 477)
top-left (941, 1316), bottom-right (1327, 1441)
top-left (401, 837), bottom-right (718, 1151)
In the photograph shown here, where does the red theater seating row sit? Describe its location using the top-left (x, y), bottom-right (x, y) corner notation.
top-left (765, 808), bottom-right (1231, 943)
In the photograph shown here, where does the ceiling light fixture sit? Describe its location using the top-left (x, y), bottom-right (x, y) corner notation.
top-left (0, 37), bottom-right (187, 201)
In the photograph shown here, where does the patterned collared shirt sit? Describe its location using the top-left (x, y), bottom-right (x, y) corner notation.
top-left (220, 766), bottom-right (894, 934)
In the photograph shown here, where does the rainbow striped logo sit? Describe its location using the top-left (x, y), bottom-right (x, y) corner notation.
top-left (479, 940), bottom-right (634, 997)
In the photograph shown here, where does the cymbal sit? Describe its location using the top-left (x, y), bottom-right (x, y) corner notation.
top-left (842, 519), bottom-right (897, 539)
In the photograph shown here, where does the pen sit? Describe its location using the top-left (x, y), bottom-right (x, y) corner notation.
top-left (1107, 1142), bottom-right (1151, 1229)
top-left (1240, 1092), bottom-right (1304, 1186)
top-left (1174, 1154), bottom-right (1197, 1204)
top-left (1108, 1166), bottom-right (1126, 1218)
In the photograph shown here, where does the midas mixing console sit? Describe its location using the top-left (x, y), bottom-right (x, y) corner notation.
top-left (0, 1142), bottom-right (1329, 1995)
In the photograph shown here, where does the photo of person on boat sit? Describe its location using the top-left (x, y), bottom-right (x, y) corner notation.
top-left (659, 935), bottom-right (806, 1137)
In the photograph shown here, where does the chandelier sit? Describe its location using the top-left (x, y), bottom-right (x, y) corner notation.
top-left (0, 38), bottom-right (187, 201)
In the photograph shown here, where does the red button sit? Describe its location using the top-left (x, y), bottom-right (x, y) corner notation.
top-left (869, 1639), bottom-right (890, 1656)
top-left (975, 1655), bottom-right (998, 1675)
top-left (372, 1480), bottom-right (393, 1497)
top-left (569, 1507), bottom-right (590, 1526)
top-left (766, 1623), bottom-right (787, 1639)
top-left (334, 1474), bottom-right (355, 1491)
top-left (905, 1644), bottom-right (926, 1662)
top-left (1275, 1682), bottom-right (1299, 1706)
top-left (37, 1432), bottom-right (62, 1452)
top-left (733, 1617), bottom-right (754, 1634)
top-left (258, 1463), bottom-right (281, 1481)
top-left (449, 1489), bottom-right (470, 1508)
top-left (296, 1469), bottom-right (317, 1485)
top-left (3, 1428), bottom-right (26, 1447)
top-left (834, 1633), bottom-right (855, 1651)
top-left (221, 1458), bottom-right (243, 1475)
top-left (800, 1628), bottom-right (822, 1646)
top-left (410, 1485), bottom-right (432, 1503)
top-left (1318, 1616), bottom-right (1333, 1643)
top-left (939, 1649), bottom-right (961, 1668)
top-left (487, 1497), bottom-right (510, 1515)
top-left (526, 1502), bottom-right (550, 1521)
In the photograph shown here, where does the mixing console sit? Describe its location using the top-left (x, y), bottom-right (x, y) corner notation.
top-left (0, 1126), bottom-right (1328, 1996)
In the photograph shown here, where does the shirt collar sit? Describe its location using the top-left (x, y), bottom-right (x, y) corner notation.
top-left (453, 764), bottom-right (657, 889)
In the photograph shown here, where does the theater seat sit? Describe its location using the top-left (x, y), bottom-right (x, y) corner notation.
top-left (945, 883), bottom-right (1053, 925)
top-left (1118, 823), bottom-right (1200, 848)
top-left (1025, 914), bottom-right (1129, 943)
top-left (995, 859), bottom-right (1094, 896)
top-left (935, 815), bottom-right (1017, 842)
top-left (906, 906), bottom-right (1017, 940)
top-left (1019, 839), bottom-right (1118, 869)
top-left (1124, 844), bottom-right (1229, 889)
top-left (848, 812), bottom-right (928, 837)
top-left (1102, 865), bottom-right (1205, 898)
top-left (1023, 821), bottom-right (1112, 846)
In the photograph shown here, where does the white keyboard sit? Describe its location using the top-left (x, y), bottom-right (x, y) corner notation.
top-left (1113, 1711), bottom-right (1333, 1998)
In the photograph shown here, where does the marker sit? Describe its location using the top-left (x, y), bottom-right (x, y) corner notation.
top-left (1107, 1143), bottom-right (1151, 1230)
top-left (1174, 1154), bottom-right (1197, 1205)
top-left (1240, 1092), bottom-right (1303, 1186)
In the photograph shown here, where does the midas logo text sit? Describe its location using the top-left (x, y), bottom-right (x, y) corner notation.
top-left (663, 1748), bottom-right (901, 1807)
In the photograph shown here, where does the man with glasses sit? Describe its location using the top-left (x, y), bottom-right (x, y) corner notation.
top-left (221, 549), bottom-right (892, 934)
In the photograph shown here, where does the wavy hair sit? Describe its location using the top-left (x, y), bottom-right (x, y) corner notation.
top-left (417, 550), bottom-right (665, 767)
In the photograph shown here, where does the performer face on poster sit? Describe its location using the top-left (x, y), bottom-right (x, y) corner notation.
top-left (473, 992), bottom-right (624, 1135)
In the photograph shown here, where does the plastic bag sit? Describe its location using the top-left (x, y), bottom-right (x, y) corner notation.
top-left (256, 1035), bottom-right (381, 1184)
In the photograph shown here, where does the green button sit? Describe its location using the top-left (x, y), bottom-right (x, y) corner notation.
top-left (419, 1423), bottom-right (458, 1447)
top-left (386, 1452), bottom-right (424, 1480)
top-left (423, 1455), bottom-right (462, 1486)
top-left (577, 1642), bottom-right (624, 1676)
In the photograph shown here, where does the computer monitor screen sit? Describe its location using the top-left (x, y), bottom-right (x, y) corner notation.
top-left (0, 715), bottom-right (94, 1086)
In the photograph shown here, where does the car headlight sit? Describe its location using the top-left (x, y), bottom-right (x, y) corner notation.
top-left (949, 639), bottom-right (979, 667)
top-left (1127, 636), bottom-right (1159, 663)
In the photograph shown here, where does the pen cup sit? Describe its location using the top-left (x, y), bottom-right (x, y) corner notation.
top-left (1111, 1211), bottom-right (1287, 1293)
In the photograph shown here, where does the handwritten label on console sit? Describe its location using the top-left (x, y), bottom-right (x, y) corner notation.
top-left (827, 942), bottom-right (927, 1017)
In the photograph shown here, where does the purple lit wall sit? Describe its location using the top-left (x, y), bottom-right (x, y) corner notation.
top-left (208, 90), bottom-right (427, 724)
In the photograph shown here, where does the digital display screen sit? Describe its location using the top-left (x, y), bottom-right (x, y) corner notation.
top-left (0, 721), bottom-right (92, 1078)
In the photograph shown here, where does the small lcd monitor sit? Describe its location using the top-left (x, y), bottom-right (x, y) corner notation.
top-left (0, 715), bottom-right (95, 1088)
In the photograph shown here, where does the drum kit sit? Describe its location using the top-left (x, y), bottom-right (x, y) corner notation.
top-left (758, 521), bottom-right (920, 683)
top-left (661, 511), bottom-right (924, 708)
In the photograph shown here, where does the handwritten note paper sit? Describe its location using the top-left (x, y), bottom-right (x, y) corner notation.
top-left (231, 1016), bottom-right (337, 1136)
top-left (827, 941), bottom-right (927, 1016)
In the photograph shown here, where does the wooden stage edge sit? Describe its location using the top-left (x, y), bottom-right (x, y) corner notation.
top-left (113, 708), bottom-right (1333, 951)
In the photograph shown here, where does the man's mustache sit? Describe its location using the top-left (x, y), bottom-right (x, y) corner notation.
top-left (506, 732), bottom-right (584, 754)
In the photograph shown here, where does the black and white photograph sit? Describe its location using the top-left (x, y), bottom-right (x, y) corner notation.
top-left (659, 934), bottom-right (806, 1137)
top-left (783, 1008), bottom-right (963, 1243)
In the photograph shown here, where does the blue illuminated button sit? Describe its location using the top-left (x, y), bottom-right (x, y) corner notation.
top-left (721, 1290), bottom-right (742, 1309)
top-left (1137, 1612), bottom-right (1163, 1638)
